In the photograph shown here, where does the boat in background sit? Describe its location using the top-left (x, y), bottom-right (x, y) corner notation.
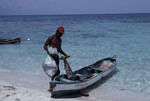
top-left (0, 38), bottom-right (21, 44)
top-left (50, 56), bottom-right (117, 98)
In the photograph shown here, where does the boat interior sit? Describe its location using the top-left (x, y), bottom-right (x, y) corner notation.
top-left (55, 59), bottom-right (116, 82)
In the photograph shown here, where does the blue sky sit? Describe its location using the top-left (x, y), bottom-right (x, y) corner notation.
top-left (0, 0), bottom-right (150, 15)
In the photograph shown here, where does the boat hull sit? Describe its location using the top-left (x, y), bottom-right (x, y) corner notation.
top-left (0, 38), bottom-right (21, 44)
top-left (50, 73), bottom-right (103, 97)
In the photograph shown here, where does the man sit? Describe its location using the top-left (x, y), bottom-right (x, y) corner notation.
top-left (44, 26), bottom-right (68, 80)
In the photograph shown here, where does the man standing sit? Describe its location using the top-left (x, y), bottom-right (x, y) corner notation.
top-left (43, 26), bottom-right (69, 80)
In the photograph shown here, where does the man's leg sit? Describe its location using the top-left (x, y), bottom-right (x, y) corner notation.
top-left (51, 54), bottom-right (60, 80)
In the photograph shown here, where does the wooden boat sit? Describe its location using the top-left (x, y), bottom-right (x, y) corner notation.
top-left (0, 38), bottom-right (21, 44)
top-left (50, 56), bottom-right (117, 98)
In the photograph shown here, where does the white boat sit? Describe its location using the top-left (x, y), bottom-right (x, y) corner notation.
top-left (50, 56), bottom-right (117, 98)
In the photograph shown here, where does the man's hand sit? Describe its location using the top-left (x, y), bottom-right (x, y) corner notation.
top-left (60, 55), bottom-right (70, 60)
top-left (64, 55), bottom-right (70, 59)
top-left (46, 50), bottom-right (51, 56)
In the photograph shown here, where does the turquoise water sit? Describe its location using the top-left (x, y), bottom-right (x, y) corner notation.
top-left (0, 14), bottom-right (150, 95)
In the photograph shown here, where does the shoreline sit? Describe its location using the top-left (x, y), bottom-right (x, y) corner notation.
top-left (0, 71), bottom-right (150, 101)
top-left (0, 71), bottom-right (50, 91)
top-left (0, 71), bottom-right (51, 101)
top-left (0, 71), bottom-right (81, 101)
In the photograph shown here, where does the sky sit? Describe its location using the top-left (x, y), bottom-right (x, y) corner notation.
top-left (0, 0), bottom-right (150, 15)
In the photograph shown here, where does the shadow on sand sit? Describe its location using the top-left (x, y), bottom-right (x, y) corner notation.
top-left (54, 68), bottom-right (119, 99)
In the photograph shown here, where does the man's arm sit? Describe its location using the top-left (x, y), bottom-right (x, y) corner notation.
top-left (44, 37), bottom-right (52, 54)
top-left (59, 48), bottom-right (67, 56)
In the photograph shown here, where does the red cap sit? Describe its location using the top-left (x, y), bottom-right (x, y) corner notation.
top-left (57, 26), bottom-right (64, 34)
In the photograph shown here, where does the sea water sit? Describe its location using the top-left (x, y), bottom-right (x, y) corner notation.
top-left (0, 14), bottom-right (150, 99)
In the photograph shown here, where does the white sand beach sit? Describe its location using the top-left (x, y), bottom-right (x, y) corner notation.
top-left (0, 71), bottom-right (150, 101)
top-left (0, 71), bottom-right (51, 101)
top-left (0, 71), bottom-right (80, 101)
top-left (0, 81), bottom-right (50, 101)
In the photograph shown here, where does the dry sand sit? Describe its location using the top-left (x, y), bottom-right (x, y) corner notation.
top-left (0, 71), bottom-right (80, 101)
top-left (0, 71), bottom-right (149, 101)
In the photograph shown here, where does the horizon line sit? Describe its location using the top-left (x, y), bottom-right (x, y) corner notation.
top-left (0, 12), bottom-right (150, 16)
